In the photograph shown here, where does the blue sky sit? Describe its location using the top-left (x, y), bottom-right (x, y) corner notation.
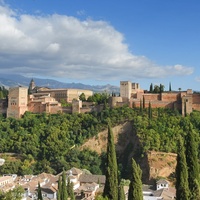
top-left (0, 0), bottom-right (200, 91)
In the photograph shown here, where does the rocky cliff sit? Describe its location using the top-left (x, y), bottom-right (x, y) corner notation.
top-left (81, 122), bottom-right (177, 184)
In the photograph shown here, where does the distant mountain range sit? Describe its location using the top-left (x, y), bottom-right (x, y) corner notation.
top-left (0, 74), bottom-right (119, 93)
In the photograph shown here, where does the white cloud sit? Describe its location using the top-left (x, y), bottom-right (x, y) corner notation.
top-left (0, 3), bottom-right (194, 83)
top-left (77, 10), bottom-right (86, 16)
top-left (195, 76), bottom-right (200, 82)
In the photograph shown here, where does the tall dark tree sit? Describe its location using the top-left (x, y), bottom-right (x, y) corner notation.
top-left (128, 158), bottom-right (143, 200)
top-left (149, 83), bottom-right (153, 93)
top-left (57, 176), bottom-right (61, 200)
top-left (118, 181), bottom-right (126, 200)
top-left (153, 85), bottom-right (160, 93)
top-left (185, 126), bottom-right (200, 199)
top-left (79, 93), bottom-right (86, 101)
top-left (143, 96), bottom-right (145, 109)
top-left (148, 101), bottom-right (152, 120)
top-left (61, 169), bottom-right (68, 200)
top-left (175, 136), bottom-right (189, 200)
top-left (37, 182), bottom-right (43, 200)
top-left (160, 84), bottom-right (164, 93)
top-left (169, 82), bottom-right (172, 91)
top-left (103, 123), bottom-right (118, 200)
top-left (67, 177), bottom-right (75, 200)
top-left (140, 99), bottom-right (143, 114)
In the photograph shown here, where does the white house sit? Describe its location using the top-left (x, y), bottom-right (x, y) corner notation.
top-left (156, 179), bottom-right (169, 190)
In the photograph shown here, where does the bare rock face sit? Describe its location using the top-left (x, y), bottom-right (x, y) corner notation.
top-left (147, 151), bottom-right (177, 181)
top-left (81, 122), bottom-right (135, 155)
top-left (81, 122), bottom-right (177, 184)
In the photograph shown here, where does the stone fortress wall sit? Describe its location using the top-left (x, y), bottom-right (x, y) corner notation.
top-left (5, 79), bottom-right (200, 118)
top-left (110, 81), bottom-right (200, 116)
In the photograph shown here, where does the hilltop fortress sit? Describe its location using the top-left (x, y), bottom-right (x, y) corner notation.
top-left (110, 81), bottom-right (199, 116)
top-left (4, 80), bottom-right (200, 118)
top-left (6, 79), bottom-right (93, 118)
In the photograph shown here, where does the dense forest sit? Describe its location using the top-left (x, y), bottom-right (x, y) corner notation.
top-left (0, 105), bottom-right (199, 178)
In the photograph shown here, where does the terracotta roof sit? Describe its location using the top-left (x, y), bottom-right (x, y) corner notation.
top-left (156, 179), bottom-right (169, 185)
top-left (75, 182), bottom-right (98, 193)
top-left (41, 186), bottom-right (57, 194)
top-left (153, 188), bottom-right (164, 197)
top-left (23, 175), bottom-right (35, 180)
top-left (67, 167), bottom-right (83, 176)
top-left (0, 176), bottom-right (13, 182)
top-left (153, 188), bottom-right (175, 199)
top-left (79, 174), bottom-right (106, 184)
top-left (142, 184), bottom-right (154, 191)
top-left (57, 167), bottom-right (83, 177)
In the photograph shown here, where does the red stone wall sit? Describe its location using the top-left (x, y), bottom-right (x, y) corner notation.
top-left (161, 93), bottom-right (180, 101)
top-left (28, 102), bottom-right (46, 113)
top-left (192, 94), bottom-right (200, 104)
top-left (143, 94), bottom-right (160, 101)
top-left (131, 99), bottom-right (182, 110)
top-left (192, 104), bottom-right (200, 111)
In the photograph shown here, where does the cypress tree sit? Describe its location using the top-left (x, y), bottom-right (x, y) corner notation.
top-left (175, 136), bottom-right (189, 200)
top-left (169, 82), bottom-right (172, 91)
top-left (67, 177), bottom-right (75, 200)
top-left (37, 182), bottom-right (43, 200)
top-left (140, 99), bottom-right (143, 114)
top-left (143, 96), bottom-right (145, 109)
top-left (149, 83), bottom-right (153, 93)
top-left (118, 181), bottom-right (125, 200)
top-left (159, 84), bottom-right (164, 93)
top-left (128, 158), bottom-right (143, 200)
top-left (57, 190), bottom-right (60, 200)
top-left (57, 176), bottom-right (61, 200)
top-left (185, 127), bottom-right (200, 199)
top-left (103, 123), bottom-right (118, 200)
top-left (148, 101), bottom-right (152, 120)
top-left (61, 169), bottom-right (68, 200)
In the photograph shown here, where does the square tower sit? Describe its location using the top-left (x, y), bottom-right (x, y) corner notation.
top-left (120, 81), bottom-right (132, 99)
top-left (7, 87), bottom-right (28, 118)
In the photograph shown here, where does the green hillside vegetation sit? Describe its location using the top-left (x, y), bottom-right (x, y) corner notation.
top-left (0, 86), bottom-right (8, 99)
top-left (0, 106), bottom-right (199, 177)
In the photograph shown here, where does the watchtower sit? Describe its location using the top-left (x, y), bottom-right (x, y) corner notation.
top-left (7, 86), bottom-right (28, 118)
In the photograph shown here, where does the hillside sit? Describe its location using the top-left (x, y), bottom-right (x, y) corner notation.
top-left (1, 106), bottom-right (197, 185)
top-left (81, 122), bottom-right (177, 184)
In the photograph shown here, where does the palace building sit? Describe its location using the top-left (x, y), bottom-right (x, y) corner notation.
top-left (6, 79), bottom-right (94, 118)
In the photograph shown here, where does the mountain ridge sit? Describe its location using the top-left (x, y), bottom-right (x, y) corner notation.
top-left (0, 74), bottom-right (119, 93)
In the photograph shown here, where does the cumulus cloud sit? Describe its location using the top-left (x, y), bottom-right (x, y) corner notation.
top-left (0, 3), bottom-right (194, 83)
